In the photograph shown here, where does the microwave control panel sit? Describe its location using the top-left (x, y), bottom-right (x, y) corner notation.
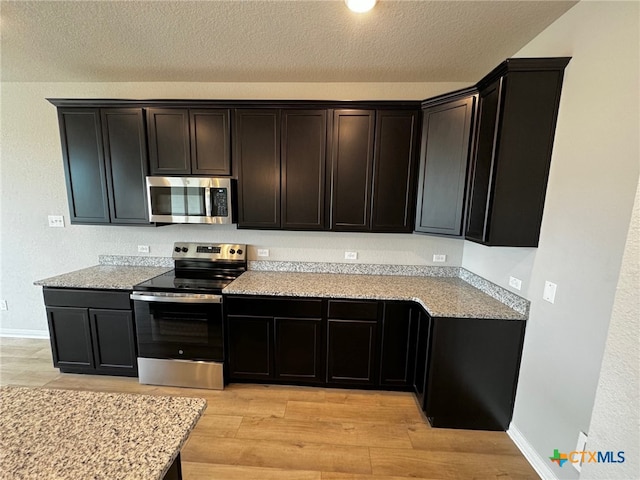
top-left (211, 188), bottom-right (228, 217)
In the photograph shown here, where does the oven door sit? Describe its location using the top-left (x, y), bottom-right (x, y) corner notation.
top-left (132, 292), bottom-right (223, 362)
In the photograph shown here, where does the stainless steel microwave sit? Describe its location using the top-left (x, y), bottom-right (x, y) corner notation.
top-left (146, 177), bottom-right (234, 224)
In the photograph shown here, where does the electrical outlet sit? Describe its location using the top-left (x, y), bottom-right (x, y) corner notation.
top-left (0, 300), bottom-right (7, 311)
top-left (432, 254), bottom-right (446, 263)
top-left (48, 215), bottom-right (64, 228)
top-left (543, 281), bottom-right (557, 303)
top-left (572, 431), bottom-right (588, 472)
top-left (138, 245), bottom-right (150, 254)
top-left (257, 249), bottom-right (270, 257)
top-left (344, 251), bottom-right (358, 260)
top-left (509, 276), bottom-right (522, 291)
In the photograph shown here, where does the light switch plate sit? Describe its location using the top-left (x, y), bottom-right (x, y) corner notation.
top-left (509, 276), bottom-right (522, 291)
top-left (0, 300), bottom-right (7, 311)
top-left (543, 281), bottom-right (557, 303)
top-left (257, 249), bottom-right (270, 257)
top-left (344, 251), bottom-right (358, 260)
top-left (572, 431), bottom-right (588, 472)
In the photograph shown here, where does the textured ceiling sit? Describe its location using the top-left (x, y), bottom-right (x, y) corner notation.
top-left (0, 0), bottom-right (577, 83)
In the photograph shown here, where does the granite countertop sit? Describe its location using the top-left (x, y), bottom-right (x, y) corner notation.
top-left (223, 271), bottom-right (526, 320)
top-left (0, 386), bottom-right (206, 480)
top-left (34, 265), bottom-right (172, 290)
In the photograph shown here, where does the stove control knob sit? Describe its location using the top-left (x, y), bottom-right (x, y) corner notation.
top-left (237, 249), bottom-right (243, 255)
top-left (229, 249), bottom-right (236, 254)
top-left (181, 247), bottom-right (188, 252)
top-left (174, 247), bottom-right (181, 253)
top-left (178, 350), bottom-right (184, 355)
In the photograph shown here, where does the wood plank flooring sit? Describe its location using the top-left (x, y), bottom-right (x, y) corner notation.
top-left (0, 338), bottom-right (539, 479)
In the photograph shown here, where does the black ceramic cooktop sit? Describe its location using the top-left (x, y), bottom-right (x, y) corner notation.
top-left (134, 270), bottom-right (234, 294)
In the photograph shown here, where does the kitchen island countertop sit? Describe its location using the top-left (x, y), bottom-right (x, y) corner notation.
top-left (0, 386), bottom-right (206, 480)
top-left (223, 270), bottom-right (527, 320)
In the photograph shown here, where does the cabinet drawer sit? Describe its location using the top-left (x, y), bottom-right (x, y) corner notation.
top-left (328, 300), bottom-right (379, 320)
top-left (43, 288), bottom-right (131, 310)
top-left (225, 296), bottom-right (322, 318)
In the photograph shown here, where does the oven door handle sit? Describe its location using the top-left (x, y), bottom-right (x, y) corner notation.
top-left (130, 292), bottom-right (222, 304)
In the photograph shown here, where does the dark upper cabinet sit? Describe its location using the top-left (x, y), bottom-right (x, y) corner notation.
top-left (147, 108), bottom-right (231, 176)
top-left (57, 109), bottom-right (110, 224)
top-left (101, 108), bottom-right (149, 224)
top-left (190, 109), bottom-right (231, 175)
top-left (57, 108), bottom-right (149, 225)
top-left (281, 110), bottom-right (327, 230)
top-left (371, 110), bottom-right (419, 233)
top-left (466, 58), bottom-right (570, 247)
top-left (235, 109), bottom-right (281, 229)
top-left (329, 109), bottom-right (376, 231)
top-left (415, 93), bottom-right (476, 236)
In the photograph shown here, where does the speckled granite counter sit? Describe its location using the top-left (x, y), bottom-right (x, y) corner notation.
top-left (34, 265), bottom-right (171, 290)
top-left (0, 386), bottom-right (206, 480)
top-left (223, 271), bottom-right (526, 320)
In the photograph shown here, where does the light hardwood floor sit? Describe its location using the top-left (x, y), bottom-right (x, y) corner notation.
top-left (0, 338), bottom-right (539, 479)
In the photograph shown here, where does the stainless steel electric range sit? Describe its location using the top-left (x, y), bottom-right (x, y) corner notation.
top-left (131, 242), bottom-right (247, 390)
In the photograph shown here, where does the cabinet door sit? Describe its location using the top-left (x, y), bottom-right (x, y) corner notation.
top-left (281, 110), bottom-right (327, 230)
top-left (89, 308), bottom-right (137, 376)
top-left (415, 97), bottom-right (475, 236)
top-left (425, 318), bottom-right (526, 430)
top-left (46, 306), bottom-right (94, 370)
top-left (190, 109), bottom-right (231, 175)
top-left (379, 302), bottom-right (416, 387)
top-left (227, 315), bottom-right (273, 380)
top-left (101, 108), bottom-right (150, 224)
top-left (329, 109), bottom-right (375, 231)
top-left (57, 108), bottom-right (110, 224)
top-left (327, 319), bottom-right (377, 385)
top-left (371, 110), bottom-right (419, 232)
top-left (147, 108), bottom-right (191, 175)
top-left (274, 317), bottom-right (323, 383)
top-left (466, 79), bottom-right (503, 242)
top-left (235, 110), bottom-right (281, 229)
top-left (412, 308), bottom-right (432, 410)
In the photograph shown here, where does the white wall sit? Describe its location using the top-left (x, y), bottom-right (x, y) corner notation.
top-left (461, 2), bottom-right (639, 479)
top-left (0, 81), bottom-right (469, 336)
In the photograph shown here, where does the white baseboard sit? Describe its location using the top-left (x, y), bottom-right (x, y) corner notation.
top-left (508, 422), bottom-right (559, 480)
top-left (0, 328), bottom-right (49, 339)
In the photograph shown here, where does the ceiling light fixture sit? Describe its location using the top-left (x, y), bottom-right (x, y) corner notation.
top-left (345, 0), bottom-right (377, 13)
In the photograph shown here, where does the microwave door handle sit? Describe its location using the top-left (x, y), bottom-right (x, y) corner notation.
top-left (205, 187), bottom-right (212, 217)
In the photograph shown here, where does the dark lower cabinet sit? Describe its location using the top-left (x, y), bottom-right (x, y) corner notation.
top-left (379, 302), bottom-right (416, 387)
top-left (46, 306), bottom-right (94, 370)
top-left (327, 319), bottom-right (377, 386)
top-left (412, 308), bottom-right (432, 409)
top-left (44, 288), bottom-right (137, 376)
top-left (274, 317), bottom-right (323, 383)
top-left (226, 296), bottom-right (323, 384)
top-left (227, 316), bottom-right (273, 380)
top-left (420, 313), bottom-right (526, 431)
